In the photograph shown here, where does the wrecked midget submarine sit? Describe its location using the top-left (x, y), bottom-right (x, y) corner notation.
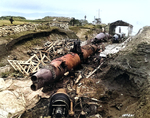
top-left (30, 39), bottom-right (98, 91)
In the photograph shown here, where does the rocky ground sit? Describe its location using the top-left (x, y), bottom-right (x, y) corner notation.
top-left (1, 26), bottom-right (150, 118)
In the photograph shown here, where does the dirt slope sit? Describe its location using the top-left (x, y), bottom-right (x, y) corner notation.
top-left (76, 28), bottom-right (90, 40)
top-left (103, 26), bottom-right (150, 118)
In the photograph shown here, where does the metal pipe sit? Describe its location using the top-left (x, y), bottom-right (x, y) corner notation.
top-left (31, 68), bottom-right (53, 91)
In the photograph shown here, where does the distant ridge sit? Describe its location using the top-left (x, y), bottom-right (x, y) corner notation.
top-left (0, 16), bottom-right (26, 20)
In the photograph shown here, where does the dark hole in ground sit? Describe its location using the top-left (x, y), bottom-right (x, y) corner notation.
top-left (114, 73), bottom-right (130, 85)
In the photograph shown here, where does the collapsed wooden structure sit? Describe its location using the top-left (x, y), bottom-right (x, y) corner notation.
top-left (8, 53), bottom-right (51, 75)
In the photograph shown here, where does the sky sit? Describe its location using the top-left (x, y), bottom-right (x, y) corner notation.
top-left (0, 0), bottom-right (150, 35)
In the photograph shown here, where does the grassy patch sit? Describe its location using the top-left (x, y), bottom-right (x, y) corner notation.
top-left (69, 25), bottom-right (94, 33)
top-left (69, 24), bottom-right (103, 35)
top-left (69, 26), bottom-right (81, 33)
top-left (82, 24), bottom-right (94, 29)
top-left (0, 19), bottom-right (49, 26)
top-left (84, 29), bottom-right (94, 36)
top-left (23, 37), bottom-right (46, 49)
top-left (37, 25), bottom-right (50, 30)
top-left (0, 62), bottom-right (6, 67)
top-left (3, 30), bottom-right (36, 42)
top-left (1, 71), bottom-right (10, 78)
top-left (0, 20), bottom-right (27, 26)
top-left (1, 70), bottom-right (23, 78)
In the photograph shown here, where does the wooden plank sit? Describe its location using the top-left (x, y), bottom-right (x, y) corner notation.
top-left (45, 55), bottom-right (51, 62)
top-left (13, 61), bottom-right (24, 74)
top-left (46, 40), bottom-right (59, 52)
top-left (32, 54), bottom-right (46, 72)
top-left (45, 42), bottom-right (54, 52)
top-left (86, 62), bottom-right (104, 78)
top-left (26, 54), bottom-right (38, 63)
top-left (26, 61), bottom-right (32, 73)
top-left (7, 60), bottom-right (17, 70)
top-left (17, 63), bottom-right (29, 75)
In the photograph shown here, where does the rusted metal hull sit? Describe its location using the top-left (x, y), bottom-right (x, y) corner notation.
top-left (50, 53), bottom-right (81, 79)
top-left (81, 45), bottom-right (97, 59)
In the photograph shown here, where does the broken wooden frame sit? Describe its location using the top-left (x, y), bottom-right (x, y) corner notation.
top-left (8, 52), bottom-right (51, 76)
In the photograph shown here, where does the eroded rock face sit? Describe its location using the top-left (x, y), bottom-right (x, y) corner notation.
top-left (107, 27), bottom-right (150, 94)
top-left (103, 26), bottom-right (150, 117)
top-left (0, 22), bottom-right (69, 37)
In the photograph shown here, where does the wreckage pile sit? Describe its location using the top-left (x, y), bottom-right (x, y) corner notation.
top-left (8, 39), bottom-right (75, 76)
top-left (4, 32), bottom-right (109, 118)
top-left (3, 26), bottom-right (150, 118)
